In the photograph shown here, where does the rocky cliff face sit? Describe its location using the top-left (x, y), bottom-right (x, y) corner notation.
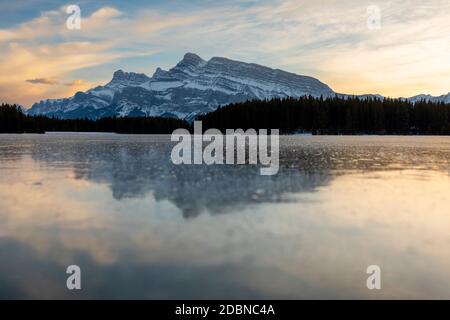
top-left (27, 53), bottom-right (335, 120)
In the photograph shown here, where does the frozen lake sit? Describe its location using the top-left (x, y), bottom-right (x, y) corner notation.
top-left (0, 134), bottom-right (450, 299)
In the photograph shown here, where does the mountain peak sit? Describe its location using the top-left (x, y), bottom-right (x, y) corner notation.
top-left (183, 52), bottom-right (204, 62)
top-left (112, 69), bottom-right (127, 81)
top-left (177, 52), bottom-right (206, 68)
top-left (110, 69), bottom-right (150, 85)
top-left (152, 67), bottom-right (169, 79)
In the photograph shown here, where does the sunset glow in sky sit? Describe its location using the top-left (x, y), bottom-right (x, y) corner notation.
top-left (1, 0), bottom-right (449, 107)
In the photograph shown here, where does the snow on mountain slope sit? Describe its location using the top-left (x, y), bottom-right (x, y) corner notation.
top-left (27, 53), bottom-right (334, 120)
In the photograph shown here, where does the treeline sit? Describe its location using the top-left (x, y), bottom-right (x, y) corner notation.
top-left (0, 104), bottom-right (190, 134)
top-left (2, 96), bottom-right (450, 135)
top-left (199, 96), bottom-right (450, 135)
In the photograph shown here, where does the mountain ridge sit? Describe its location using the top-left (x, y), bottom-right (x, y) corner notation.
top-left (26, 53), bottom-right (449, 120)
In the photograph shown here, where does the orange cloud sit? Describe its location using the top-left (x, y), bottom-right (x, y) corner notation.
top-left (0, 6), bottom-right (138, 107)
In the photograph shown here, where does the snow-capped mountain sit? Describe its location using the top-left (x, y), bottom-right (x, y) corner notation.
top-left (27, 53), bottom-right (334, 120)
top-left (26, 53), bottom-right (450, 120)
top-left (406, 93), bottom-right (450, 104)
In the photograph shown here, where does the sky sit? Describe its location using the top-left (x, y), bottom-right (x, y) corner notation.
top-left (0, 0), bottom-right (449, 107)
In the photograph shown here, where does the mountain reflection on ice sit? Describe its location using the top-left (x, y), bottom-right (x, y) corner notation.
top-left (0, 134), bottom-right (450, 299)
top-left (24, 135), bottom-right (334, 218)
top-left (22, 134), bottom-right (450, 217)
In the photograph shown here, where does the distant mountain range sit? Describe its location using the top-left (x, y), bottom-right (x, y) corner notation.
top-left (406, 93), bottom-right (450, 104)
top-left (26, 53), bottom-right (450, 120)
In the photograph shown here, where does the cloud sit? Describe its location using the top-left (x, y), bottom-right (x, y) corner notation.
top-left (1, 1), bottom-right (450, 106)
top-left (26, 78), bottom-right (59, 85)
top-left (0, 6), bottom-right (142, 106)
top-left (0, 3), bottom-right (195, 106)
